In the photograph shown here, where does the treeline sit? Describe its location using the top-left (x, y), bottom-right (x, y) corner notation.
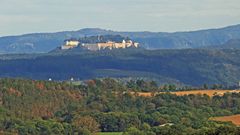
top-left (1, 78), bottom-right (240, 134)
top-left (78, 35), bottom-right (131, 44)
top-left (126, 80), bottom-right (239, 92)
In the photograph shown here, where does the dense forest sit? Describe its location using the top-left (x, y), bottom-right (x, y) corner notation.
top-left (1, 78), bottom-right (240, 134)
top-left (1, 49), bottom-right (240, 86)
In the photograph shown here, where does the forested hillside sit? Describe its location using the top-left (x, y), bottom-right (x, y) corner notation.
top-left (1, 78), bottom-right (240, 134)
top-left (204, 39), bottom-right (240, 49)
top-left (1, 49), bottom-right (240, 86)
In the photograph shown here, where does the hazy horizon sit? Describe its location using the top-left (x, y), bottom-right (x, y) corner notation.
top-left (1, 0), bottom-right (240, 36)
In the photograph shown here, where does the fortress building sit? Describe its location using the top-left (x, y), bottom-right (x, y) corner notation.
top-left (61, 39), bottom-right (80, 49)
top-left (83, 40), bottom-right (139, 51)
top-left (61, 39), bottom-right (139, 51)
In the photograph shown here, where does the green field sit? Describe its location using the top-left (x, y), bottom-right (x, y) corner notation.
top-left (99, 132), bottom-right (123, 135)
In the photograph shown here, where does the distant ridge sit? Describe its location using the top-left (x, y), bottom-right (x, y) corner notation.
top-left (204, 39), bottom-right (240, 49)
top-left (0, 24), bottom-right (240, 53)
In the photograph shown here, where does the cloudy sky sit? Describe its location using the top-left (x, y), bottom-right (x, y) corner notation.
top-left (0, 0), bottom-right (240, 36)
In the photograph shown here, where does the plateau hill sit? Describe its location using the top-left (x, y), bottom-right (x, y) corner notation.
top-left (1, 24), bottom-right (240, 53)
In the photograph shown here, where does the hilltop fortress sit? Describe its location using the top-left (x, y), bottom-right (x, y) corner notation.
top-left (61, 40), bottom-right (80, 50)
top-left (61, 35), bottom-right (139, 51)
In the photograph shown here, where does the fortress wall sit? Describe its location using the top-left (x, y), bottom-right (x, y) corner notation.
top-left (114, 43), bottom-right (126, 48)
top-left (97, 43), bottom-right (115, 49)
top-left (83, 44), bottom-right (99, 51)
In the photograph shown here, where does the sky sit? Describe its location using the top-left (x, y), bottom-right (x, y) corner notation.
top-left (0, 0), bottom-right (240, 36)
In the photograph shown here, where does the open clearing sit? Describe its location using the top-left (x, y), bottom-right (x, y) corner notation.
top-left (211, 114), bottom-right (240, 126)
top-left (133, 90), bottom-right (240, 97)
